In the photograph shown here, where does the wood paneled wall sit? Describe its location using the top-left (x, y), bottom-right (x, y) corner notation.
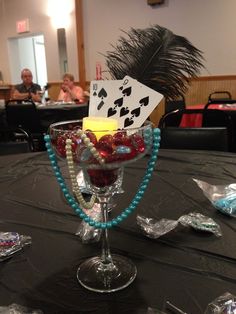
top-left (185, 75), bottom-right (236, 105)
top-left (0, 85), bottom-right (12, 101)
top-left (47, 75), bottom-right (236, 126)
top-left (150, 75), bottom-right (236, 126)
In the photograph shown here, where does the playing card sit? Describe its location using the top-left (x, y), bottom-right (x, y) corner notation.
top-left (89, 80), bottom-right (123, 118)
top-left (118, 76), bottom-right (163, 128)
top-left (89, 76), bottom-right (163, 129)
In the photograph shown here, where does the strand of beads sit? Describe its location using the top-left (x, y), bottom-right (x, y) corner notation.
top-left (76, 129), bottom-right (105, 165)
top-left (44, 127), bottom-right (161, 229)
top-left (66, 138), bottom-right (96, 209)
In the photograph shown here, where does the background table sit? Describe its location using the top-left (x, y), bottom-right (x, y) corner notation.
top-left (180, 104), bottom-right (236, 127)
top-left (36, 102), bottom-right (89, 131)
top-left (0, 102), bottom-right (89, 132)
top-left (0, 150), bottom-right (236, 313)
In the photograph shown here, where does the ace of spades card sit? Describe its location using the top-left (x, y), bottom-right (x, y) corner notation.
top-left (89, 76), bottom-right (163, 129)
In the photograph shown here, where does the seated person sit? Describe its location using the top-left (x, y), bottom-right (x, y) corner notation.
top-left (57, 73), bottom-right (85, 103)
top-left (11, 68), bottom-right (42, 102)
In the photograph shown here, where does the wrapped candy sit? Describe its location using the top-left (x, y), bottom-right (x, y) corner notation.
top-left (193, 179), bottom-right (236, 217)
top-left (0, 303), bottom-right (43, 313)
top-left (146, 307), bottom-right (167, 314)
top-left (0, 232), bottom-right (32, 261)
top-left (205, 292), bottom-right (236, 314)
top-left (137, 216), bottom-right (178, 239)
top-left (137, 212), bottom-right (222, 239)
top-left (75, 203), bottom-right (102, 243)
top-left (179, 213), bottom-right (222, 236)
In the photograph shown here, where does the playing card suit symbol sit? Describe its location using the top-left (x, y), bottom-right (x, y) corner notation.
top-left (97, 100), bottom-right (104, 111)
top-left (98, 88), bottom-right (107, 99)
top-left (114, 97), bottom-right (124, 107)
top-left (122, 87), bottom-right (132, 96)
top-left (139, 96), bottom-right (149, 106)
top-left (119, 86), bottom-right (123, 90)
top-left (131, 107), bottom-right (141, 117)
top-left (124, 117), bottom-right (134, 128)
top-left (93, 91), bottom-right (97, 96)
top-left (120, 107), bottom-right (129, 117)
top-left (107, 107), bottom-right (117, 117)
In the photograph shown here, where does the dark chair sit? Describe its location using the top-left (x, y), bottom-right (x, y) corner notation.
top-left (208, 90), bottom-right (231, 101)
top-left (206, 91), bottom-right (236, 107)
top-left (159, 108), bottom-right (233, 129)
top-left (159, 108), bottom-right (205, 128)
top-left (160, 127), bottom-right (229, 151)
top-left (164, 96), bottom-right (186, 126)
top-left (158, 108), bottom-right (234, 152)
top-left (0, 126), bottom-right (33, 152)
top-left (5, 100), bottom-right (46, 151)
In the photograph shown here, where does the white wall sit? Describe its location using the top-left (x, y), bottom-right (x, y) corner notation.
top-left (0, 0), bottom-right (236, 83)
top-left (82, 0), bottom-right (236, 80)
top-left (0, 0), bottom-right (78, 83)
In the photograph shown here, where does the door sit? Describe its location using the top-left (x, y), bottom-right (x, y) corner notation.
top-left (8, 34), bottom-right (48, 88)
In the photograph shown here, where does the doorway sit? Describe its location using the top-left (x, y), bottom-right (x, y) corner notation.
top-left (8, 34), bottom-right (48, 88)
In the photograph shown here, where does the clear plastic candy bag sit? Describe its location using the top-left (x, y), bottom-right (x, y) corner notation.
top-left (0, 303), bottom-right (43, 313)
top-left (0, 232), bottom-right (32, 261)
top-left (179, 213), bottom-right (222, 237)
top-left (194, 178), bottom-right (236, 217)
top-left (205, 292), bottom-right (236, 314)
top-left (146, 307), bottom-right (167, 314)
top-left (137, 212), bottom-right (222, 239)
top-left (75, 203), bottom-right (102, 243)
top-left (137, 216), bottom-right (178, 239)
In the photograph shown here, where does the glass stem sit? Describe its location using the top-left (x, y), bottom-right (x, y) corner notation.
top-left (98, 196), bottom-right (113, 265)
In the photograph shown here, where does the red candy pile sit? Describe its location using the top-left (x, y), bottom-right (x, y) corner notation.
top-left (87, 168), bottom-right (119, 188)
top-left (54, 129), bottom-right (146, 164)
top-left (53, 129), bottom-right (146, 188)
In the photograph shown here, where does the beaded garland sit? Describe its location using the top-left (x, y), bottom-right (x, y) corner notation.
top-left (66, 138), bottom-right (97, 209)
top-left (44, 127), bottom-right (160, 229)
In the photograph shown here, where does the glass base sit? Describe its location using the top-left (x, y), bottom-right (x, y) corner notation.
top-left (77, 254), bottom-right (137, 293)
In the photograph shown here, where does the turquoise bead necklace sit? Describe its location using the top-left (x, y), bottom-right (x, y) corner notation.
top-left (44, 127), bottom-right (160, 229)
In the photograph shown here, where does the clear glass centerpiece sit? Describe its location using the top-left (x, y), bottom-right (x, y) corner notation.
top-left (45, 118), bottom-right (160, 293)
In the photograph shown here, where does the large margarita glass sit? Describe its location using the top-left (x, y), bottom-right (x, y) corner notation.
top-left (45, 118), bottom-right (160, 293)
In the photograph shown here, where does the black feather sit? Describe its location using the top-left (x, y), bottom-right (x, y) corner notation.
top-left (104, 25), bottom-right (204, 100)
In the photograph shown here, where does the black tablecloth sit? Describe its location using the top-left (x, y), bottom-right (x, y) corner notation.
top-left (0, 150), bottom-right (236, 313)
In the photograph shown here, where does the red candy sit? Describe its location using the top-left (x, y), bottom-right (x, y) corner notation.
top-left (85, 130), bottom-right (97, 145)
top-left (87, 169), bottom-right (119, 187)
top-left (95, 141), bottom-right (113, 158)
top-left (55, 133), bottom-right (79, 158)
top-left (112, 131), bottom-right (132, 147)
top-left (54, 129), bottom-right (146, 165)
top-left (99, 134), bottom-right (113, 145)
top-left (131, 134), bottom-right (145, 153)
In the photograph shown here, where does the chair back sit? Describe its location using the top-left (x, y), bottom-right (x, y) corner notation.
top-left (159, 108), bottom-right (203, 128)
top-left (160, 127), bottom-right (229, 151)
top-left (5, 100), bottom-right (43, 134)
top-left (5, 100), bottom-right (46, 151)
top-left (164, 96), bottom-right (186, 126)
top-left (159, 108), bottom-right (232, 128)
top-left (206, 91), bottom-right (236, 107)
top-left (208, 90), bottom-right (232, 100)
